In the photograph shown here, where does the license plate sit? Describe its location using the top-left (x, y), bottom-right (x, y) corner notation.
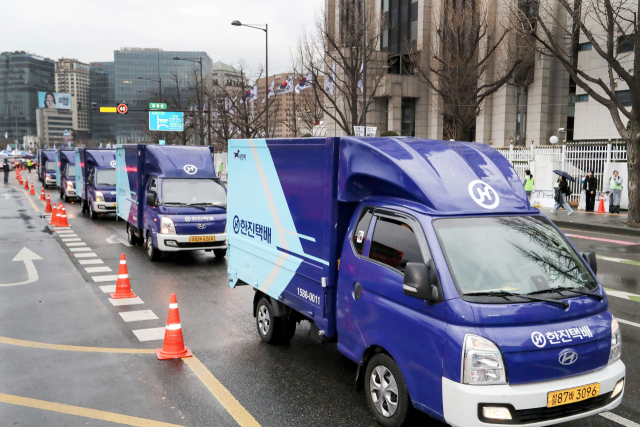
top-left (547, 383), bottom-right (600, 407)
top-left (189, 236), bottom-right (215, 243)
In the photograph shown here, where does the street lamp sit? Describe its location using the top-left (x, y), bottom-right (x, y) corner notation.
top-left (136, 76), bottom-right (162, 102)
top-left (232, 20), bottom-right (268, 137)
top-left (174, 56), bottom-right (206, 146)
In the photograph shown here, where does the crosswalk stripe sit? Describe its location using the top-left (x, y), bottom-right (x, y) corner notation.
top-left (61, 238), bottom-right (82, 242)
top-left (78, 259), bottom-right (103, 265)
top-left (92, 275), bottom-right (118, 282)
top-left (73, 253), bottom-right (97, 258)
top-left (108, 297), bottom-right (144, 307)
top-left (85, 266), bottom-right (112, 273)
top-left (132, 327), bottom-right (165, 341)
top-left (98, 285), bottom-right (116, 293)
top-left (65, 242), bottom-right (87, 247)
top-left (69, 247), bottom-right (92, 252)
top-left (119, 310), bottom-right (159, 322)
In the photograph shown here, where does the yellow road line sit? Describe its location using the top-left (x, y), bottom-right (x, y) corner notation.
top-left (0, 336), bottom-right (155, 354)
top-left (184, 356), bottom-right (261, 427)
top-left (20, 188), bottom-right (40, 212)
top-left (0, 393), bottom-right (185, 427)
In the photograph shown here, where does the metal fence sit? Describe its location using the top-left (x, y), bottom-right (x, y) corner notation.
top-left (495, 142), bottom-right (628, 202)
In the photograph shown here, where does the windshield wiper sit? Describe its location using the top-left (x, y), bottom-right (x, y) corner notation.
top-left (528, 286), bottom-right (604, 301)
top-left (464, 290), bottom-right (569, 309)
top-left (163, 202), bottom-right (190, 206)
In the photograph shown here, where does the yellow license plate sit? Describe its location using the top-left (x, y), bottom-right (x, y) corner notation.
top-left (189, 236), bottom-right (215, 243)
top-left (547, 383), bottom-right (600, 407)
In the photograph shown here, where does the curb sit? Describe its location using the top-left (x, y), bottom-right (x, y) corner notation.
top-left (552, 219), bottom-right (640, 238)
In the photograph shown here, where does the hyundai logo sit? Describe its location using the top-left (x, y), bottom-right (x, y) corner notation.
top-left (559, 350), bottom-right (578, 365)
top-left (197, 224), bottom-right (206, 230)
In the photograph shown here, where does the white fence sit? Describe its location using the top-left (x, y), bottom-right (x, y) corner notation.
top-left (495, 142), bottom-right (628, 203)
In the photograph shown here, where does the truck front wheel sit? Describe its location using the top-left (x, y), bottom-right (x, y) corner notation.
top-left (213, 249), bottom-right (226, 258)
top-left (365, 353), bottom-right (411, 427)
top-left (88, 202), bottom-right (97, 219)
top-left (146, 231), bottom-right (161, 262)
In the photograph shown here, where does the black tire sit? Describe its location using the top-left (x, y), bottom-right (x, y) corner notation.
top-left (59, 189), bottom-right (63, 199)
top-left (365, 353), bottom-right (411, 427)
top-left (213, 249), bottom-right (227, 258)
top-left (279, 317), bottom-right (297, 342)
top-left (146, 231), bottom-right (161, 262)
top-left (255, 298), bottom-right (281, 344)
top-left (126, 223), bottom-right (139, 246)
top-left (81, 200), bottom-right (88, 214)
top-left (64, 192), bottom-right (69, 203)
top-left (89, 201), bottom-right (97, 219)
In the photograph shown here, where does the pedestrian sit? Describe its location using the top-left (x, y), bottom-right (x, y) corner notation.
top-left (607, 170), bottom-right (623, 214)
top-left (583, 170), bottom-right (597, 212)
top-left (523, 169), bottom-right (534, 201)
top-left (2, 159), bottom-right (9, 184)
top-left (27, 158), bottom-right (33, 173)
top-left (552, 176), bottom-right (573, 215)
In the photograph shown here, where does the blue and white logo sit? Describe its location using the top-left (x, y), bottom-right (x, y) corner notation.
top-left (468, 180), bottom-right (499, 209)
top-left (110, 160), bottom-right (116, 168)
top-left (559, 350), bottom-right (578, 365)
top-left (183, 164), bottom-right (198, 175)
top-left (531, 331), bottom-right (546, 348)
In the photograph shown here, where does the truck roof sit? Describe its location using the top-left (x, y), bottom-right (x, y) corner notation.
top-left (79, 148), bottom-right (116, 168)
top-left (338, 136), bottom-right (537, 216)
top-left (143, 145), bottom-right (216, 178)
top-left (57, 149), bottom-right (75, 163)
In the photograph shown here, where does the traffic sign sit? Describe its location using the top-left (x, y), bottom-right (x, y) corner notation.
top-left (150, 103), bottom-right (167, 110)
top-left (117, 104), bottom-right (128, 114)
top-left (100, 107), bottom-right (117, 113)
top-left (149, 112), bottom-right (184, 132)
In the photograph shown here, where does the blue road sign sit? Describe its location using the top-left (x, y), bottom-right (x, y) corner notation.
top-left (149, 111), bottom-right (184, 132)
top-left (159, 140), bottom-right (166, 145)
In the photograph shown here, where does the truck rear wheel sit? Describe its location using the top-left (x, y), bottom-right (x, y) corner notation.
top-left (255, 298), bottom-right (296, 344)
top-left (126, 223), bottom-right (139, 246)
top-left (365, 353), bottom-right (411, 427)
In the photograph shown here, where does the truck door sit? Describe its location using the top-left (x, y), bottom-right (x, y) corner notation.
top-left (352, 209), bottom-right (447, 414)
top-left (144, 177), bottom-right (159, 238)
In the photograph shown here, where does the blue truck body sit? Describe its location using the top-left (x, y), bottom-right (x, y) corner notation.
top-left (115, 144), bottom-right (227, 261)
top-left (38, 149), bottom-right (57, 188)
top-left (75, 148), bottom-right (117, 218)
top-left (55, 149), bottom-right (76, 201)
top-left (227, 137), bottom-right (625, 427)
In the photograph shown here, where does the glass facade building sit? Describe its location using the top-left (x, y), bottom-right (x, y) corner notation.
top-left (0, 51), bottom-right (55, 140)
top-left (90, 62), bottom-right (116, 143)
top-left (90, 48), bottom-right (212, 144)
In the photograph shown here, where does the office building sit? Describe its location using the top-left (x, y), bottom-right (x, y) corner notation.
top-left (36, 107), bottom-right (73, 144)
top-left (90, 48), bottom-right (212, 145)
top-left (55, 58), bottom-right (91, 138)
top-left (0, 51), bottom-right (55, 141)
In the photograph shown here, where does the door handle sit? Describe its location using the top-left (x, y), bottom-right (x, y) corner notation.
top-left (354, 282), bottom-right (362, 300)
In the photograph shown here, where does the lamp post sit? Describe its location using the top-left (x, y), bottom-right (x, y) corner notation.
top-left (136, 76), bottom-right (162, 102)
top-left (173, 56), bottom-right (205, 146)
top-left (232, 20), bottom-right (268, 137)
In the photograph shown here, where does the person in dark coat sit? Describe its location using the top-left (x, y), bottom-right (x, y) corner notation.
top-left (3, 159), bottom-right (9, 184)
top-left (582, 170), bottom-right (597, 212)
top-left (552, 176), bottom-right (573, 215)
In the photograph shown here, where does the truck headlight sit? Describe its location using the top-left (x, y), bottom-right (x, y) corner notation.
top-left (161, 216), bottom-right (176, 234)
top-left (67, 182), bottom-right (74, 189)
top-left (462, 335), bottom-right (507, 385)
top-left (609, 317), bottom-right (622, 364)
top-left (95, 191), bottom-right (104, 202)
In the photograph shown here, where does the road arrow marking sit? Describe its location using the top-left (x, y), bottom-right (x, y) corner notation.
top-left (1, 194), bottom-right (11, 200)
top-left (0, 247), bottom-right (42, 287)
top-left (106, 234), bottom-right (132, 247)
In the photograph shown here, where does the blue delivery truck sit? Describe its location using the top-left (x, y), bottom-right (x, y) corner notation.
top-left (75, 148), bottom-right (117, 219)
top-left (116, 144), bottom-right (228, 261)
top-left (55, 148), bottom-right (76, 201)
top-left (227, 137), bottom-right (625, 427)
top-left (38, 149), bottom-right (57, 188)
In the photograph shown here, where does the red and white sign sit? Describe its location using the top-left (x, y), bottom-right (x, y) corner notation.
top-left (117, 103), bottom-right (128, 114)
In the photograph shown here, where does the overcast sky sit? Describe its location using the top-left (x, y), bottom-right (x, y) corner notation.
top-left (2, 0), bottom-right (321, 74)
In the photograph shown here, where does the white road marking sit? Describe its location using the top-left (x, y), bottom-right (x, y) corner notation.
top-left (119, 310), bottom-right (159, 322)
top-left (70, 247), bottom-right (92, 252)
top-left (108, 297), bottom-right (144, 306)
top-left (99, 285), bottom-right (116, 293)
top-left (0, 248), bottom-right (42, 287)
top-left (107, 234), bottom-right (133, 247)
top-left (618, 318), bottom-right (640, 328)
top-left (132, 327), bottom-right (165, 341)
top-left (92, 275), bottom-right (118, 282)
top-left (53, 227), bottom-right (71, 230)
top-left (61, 238), bottom-right (82, 242)
top-left (85, 266), bottom-right (112, 273)
top-left (78, 259), bottom-right (103, 265)
top-left (73, 253), bottom-right (97, 258)
top-left (55, 230), bottom-right (74, 234)
top-left (58, 233), bottom-right (77, 238)
top-left (605, 288), bottom-right (640, 302)
top-left (600, 412), bottom-right (640, 427)
top-left (65, 242), bottom-right (87, 247)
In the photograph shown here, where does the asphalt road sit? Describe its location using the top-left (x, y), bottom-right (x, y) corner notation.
top-left (1, 179), bottom-right (639, 427)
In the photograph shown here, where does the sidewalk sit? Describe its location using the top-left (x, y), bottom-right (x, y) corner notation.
top-left (539, 207), bottom-right (640, 237)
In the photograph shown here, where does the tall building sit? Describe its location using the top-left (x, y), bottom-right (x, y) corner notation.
top-left (0, 51), bottom-right (55, 141)
top-left (36, 107), bottom-right (73, 145)
top-left (55, 58), bottom-right (91, 139)
top-left (90, 48), bottom-right (213, 145)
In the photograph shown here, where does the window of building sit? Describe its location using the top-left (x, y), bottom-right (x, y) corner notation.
top-left (576, 94), bottom-right (589, 102)
top-left (616, 90), bottom-right (632, 106)
top-left (578, 42), bottom-right (592, 51)
top-left (617, 35), bottom-right (635, 53)
top-left (401, 97), bottom-right (416, 136)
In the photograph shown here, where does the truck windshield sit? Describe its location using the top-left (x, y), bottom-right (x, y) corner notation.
top-left (433, 216), bottom-right (598, 298)
top-left (161, 179), bottom-right (227, 206)
top-left (45, 161), bottom-right (56, 171)
top-left (67, 166), bottom-right (76, 177)
top-left (96, 169), bottom-right (116, 186)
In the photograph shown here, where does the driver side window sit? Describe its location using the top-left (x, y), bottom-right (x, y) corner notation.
top-left (147, 177), bottom-right (158, 205)
top-left (368, 216), bottom-right (425, 273)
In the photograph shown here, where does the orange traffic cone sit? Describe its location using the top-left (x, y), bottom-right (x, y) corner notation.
top-left (18, 176), bottom-right (22, 185)
top-left (50, 203), bottom-right (59, 225)
top-left (597, 195), bottom-right (605, 213)
top-left (40, 187), bottom-right (45, 201)
top-left (156, 294), bottom-right (192, 360)
top-left (57, 204), bottom-right (70, 227)
top-left (24, 179), bottom-right (29, 190)
top-left (110, 254), bottom-right (137, 299)
top-left (45, 195), bottom-right (52, 212)
top-left (30, 183), bottom-right (35, 195)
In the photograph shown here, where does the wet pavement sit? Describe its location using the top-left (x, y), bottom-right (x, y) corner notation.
top-left (1, 177), bottom-right (640, 427)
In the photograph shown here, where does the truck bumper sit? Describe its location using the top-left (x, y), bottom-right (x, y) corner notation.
top-left (92, 201), bottom-right (116, 213)
top-left (442, 360), bottom-right (625, 427)
top-left (64, 188), bottom-right (76, 198)
top-left (156, 233), bottom-right (227, 252)
top-left (45, 178), bottom-right (56, 186)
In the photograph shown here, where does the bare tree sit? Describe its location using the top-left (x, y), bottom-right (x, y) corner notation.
top-left (296, 0), bottom-right (386, 135)
top-left (412, 0), bottom-right (530, 141)
top-left (512, 0), bottom-right (639, 224)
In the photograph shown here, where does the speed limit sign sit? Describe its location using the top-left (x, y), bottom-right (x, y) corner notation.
top-left (117, 103), bottom-right (128, 114)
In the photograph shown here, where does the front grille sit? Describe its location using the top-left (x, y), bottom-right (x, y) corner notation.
top-left (176, 240), bottom-right (225, 248)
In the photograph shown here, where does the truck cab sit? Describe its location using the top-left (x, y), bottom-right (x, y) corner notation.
top-left (39, 149), bottom-right (57, 188)
top-left (116, 144), bottom-right (228, 262)
top-left (227, 137), bottom-right (625, 427)
top-left (75, 148), bottom-right (117, 219)
top-left (56, 149), bottom-right (76, 201)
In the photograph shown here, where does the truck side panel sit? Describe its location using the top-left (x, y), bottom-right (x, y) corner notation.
top-left (116, 145), bottom-right (144, 229)
top-left (227, 138), bottom-right (339, 336)
top-left (75, 149), bottom-right (85, 201)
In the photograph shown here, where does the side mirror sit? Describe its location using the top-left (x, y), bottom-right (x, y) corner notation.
top-left (403, 260), bottom-right (441, 303)
top-left (87, 177), bottom-right (94, 185)
top-left (147, 192), bottom-right (157, 206)
top-left (582, 251), bottom-right (597, 274)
